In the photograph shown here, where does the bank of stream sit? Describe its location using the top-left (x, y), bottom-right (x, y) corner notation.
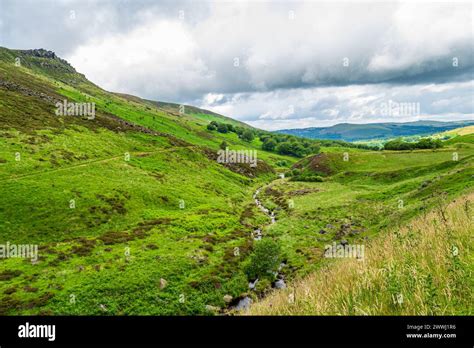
top-left (231, 180), bottom-right (287, 312)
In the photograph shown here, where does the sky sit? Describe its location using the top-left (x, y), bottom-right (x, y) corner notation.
top-left (0, 0), bottom-right (473, 130)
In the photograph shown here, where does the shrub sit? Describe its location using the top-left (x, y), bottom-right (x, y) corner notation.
top-left (262, 138), bottom-right (277, 151)
top-left (255, 278), bottom-right (272, 293)
top-left (244, 239), bottom-right (282, 280)
top-left (241, 130), bottom-right (255, 142)
top-left (384, 138), bottom-right (443, 151)
top-left (290, 174), bottom-right (324, 182)
top-left (206, 123), bottom-right (217, 131)
top-left (291, 168), bottom-right (301, 176)
top-left (217, 123), bottom-right (229, 133)
top-left (276, 142), bottom-right (293, 156)
top-left (219, 141), bottom-right (228, 150)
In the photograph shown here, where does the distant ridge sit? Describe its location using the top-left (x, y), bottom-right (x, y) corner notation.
top-left (276, 120), bottom-right (474, 142)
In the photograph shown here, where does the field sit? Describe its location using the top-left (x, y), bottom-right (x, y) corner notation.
top-left (439, 125), bottom-right (474, 137)
top-left (0, 47), bottom-right (290, 315)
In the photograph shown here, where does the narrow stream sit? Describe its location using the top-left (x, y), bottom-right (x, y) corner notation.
top-left (233, 183), bottom-right (287, 311)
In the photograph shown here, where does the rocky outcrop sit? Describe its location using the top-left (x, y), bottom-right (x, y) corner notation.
top-left (18, 49), bottom-right (76, 73)
top-left (21, 48), bottom-right (57, 59)
top-left (0, 79), bottom-right (60, 104)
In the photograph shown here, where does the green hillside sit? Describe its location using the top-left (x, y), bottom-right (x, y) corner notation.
top-left (248, 192), bottom-right (474, 315)
top-left (0, 47), bottom-right (290, 314)
top-left (0, 47), bottom-right (472, 315)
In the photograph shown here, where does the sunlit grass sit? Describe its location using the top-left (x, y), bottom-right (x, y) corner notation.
top-left (247, 193), bottom-right (474, 315)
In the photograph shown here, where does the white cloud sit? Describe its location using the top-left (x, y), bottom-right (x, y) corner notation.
top-left (69, 20), bottom-right (215, 100)
top-left (200, 81), bottom-right (474, 130)
top-left (66, 2), bottom-right (472, 97)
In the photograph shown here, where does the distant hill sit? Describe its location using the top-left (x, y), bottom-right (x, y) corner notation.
top-left (276, 120), bottom-right (474, 142)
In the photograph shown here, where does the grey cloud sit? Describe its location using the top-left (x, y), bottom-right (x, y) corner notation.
top-left (0, 0), bottom-right (206, 56)
top-left (201, 81), bottom-right (473, 130)
top-left (3, 1), bottom-right (471, 100)
top-left (1, 0), bottom-right (472, 129)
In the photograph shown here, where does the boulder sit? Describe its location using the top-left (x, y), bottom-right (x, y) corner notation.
top-left (223, 295), bottom-right (233, 303)
top-left (160, 278), bottom-right (168, 289)
top-left (205, 305), bottom-right (220, 312)
top-left (248, 278), bottom-right (259, 290)
top-left (274, 279), bottom-right (286, 289)
top-left (234, 297), bottom-right (252, 311)
top-left (349, 229), bottom-right (360, 236)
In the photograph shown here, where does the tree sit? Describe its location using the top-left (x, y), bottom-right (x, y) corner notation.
top-left (384, 139), bottom-right (412, 150)
top-left (234, 126), bottom-right (245, 137)
top-left (276, 142), bottom-right (293, 155)
top-left (207, 123), bottom-right (217, 131)
top-left (276, 141), bottom-right (307, 157)
top-left (241, 130), bottom-right (255, 142)
top-left (416, 138), bottom-right (442, 149)
top-left (309, 144), bottom-right (321, 154)
top-left (219, 141), bottom-right (228, 150)
top-left (289, 142), bottom-right (307, 157)
top-left (262, 138), bottom-right (277, 151)
top-left (244, 239), bottom-right (282, 280)
top-left (217, 123), bottom-right (229, 133)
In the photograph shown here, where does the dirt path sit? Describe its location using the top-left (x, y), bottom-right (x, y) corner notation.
top-left (0, 146), bottom-right (196, 183)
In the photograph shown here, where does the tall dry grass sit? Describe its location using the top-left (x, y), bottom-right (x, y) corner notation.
top-left (246, 193), bottom-right (474, 315)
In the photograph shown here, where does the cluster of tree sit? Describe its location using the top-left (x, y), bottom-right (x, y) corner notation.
top-left (207, 121), bottom-right (255, 142)
top-left (259, 134), bottom-right (320, 158)
top-left (317, 139), bottom-right (375, 150)
top-left (384, 138), bottom-right (443, 151)
top-left (207, 121), bottom-right (377, 158)
top-left (260, 134), bottom-right (375, 156)
top-left (286, 168), bottom-right (324, 182)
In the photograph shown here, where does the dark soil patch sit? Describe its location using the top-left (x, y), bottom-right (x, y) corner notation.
top-left (293, 153), bottom-right (333, 175)
top-left (264, 186), bottom-right (283, 198)
top-left (0, 270), bottom-right (22, 281)
top-left (201, 147), bottom-right (274, 178)
top-left (4, 286), bottom-right (18, 295)
top-left (23, 292), bottom-right (55, 309)
top-left (70, 237), bottom-right (96, 256)
top-left (0, 296), bottom-right (22, 314)
top-left (288, 188), bottom-right (321, 196)
top-left (98, 229), bottom-right (148, 245)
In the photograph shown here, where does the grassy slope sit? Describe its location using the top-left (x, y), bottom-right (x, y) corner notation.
top-left (0, 47), bottom-right (291, 314)
top-left (239, 138), bottom-right (473, 314)
top-left (439, 125), bottom-right (474, 137)
top-left (248, 146), bottom-right (473, 280)
top-left (247, 192), bottom-right (473, 315)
